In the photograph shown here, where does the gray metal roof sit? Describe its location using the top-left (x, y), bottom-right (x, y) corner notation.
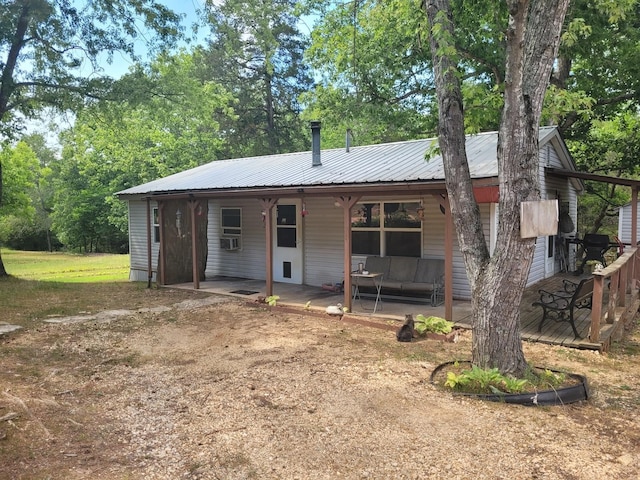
top-left (117, 126), bottom-right (564, 196)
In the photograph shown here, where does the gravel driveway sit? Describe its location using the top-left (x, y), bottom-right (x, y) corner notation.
top-left (1, 293), bottom-right (639, 479)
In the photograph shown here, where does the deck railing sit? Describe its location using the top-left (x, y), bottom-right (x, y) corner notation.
top-left (590, 247), bottom-right (640, 342)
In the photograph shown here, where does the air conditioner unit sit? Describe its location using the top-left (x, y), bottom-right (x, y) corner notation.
top-left (219, 237), bottom-right (240, 250)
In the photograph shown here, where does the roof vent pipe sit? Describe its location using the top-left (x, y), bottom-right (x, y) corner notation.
top-left (346, 128), bottom-right (352, 152)
top-left (310, 120), bottom-right (321, 167)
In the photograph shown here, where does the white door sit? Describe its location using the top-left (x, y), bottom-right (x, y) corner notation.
top-left (545, 235), bottom-right (556, 278)
top-left (273, 201), bottom-right (303, 283)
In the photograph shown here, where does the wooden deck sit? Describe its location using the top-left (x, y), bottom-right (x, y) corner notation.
top-left (456, 273), bottom-right (631, 352)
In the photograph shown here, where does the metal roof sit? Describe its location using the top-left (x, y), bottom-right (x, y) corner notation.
top-left (117, 126), bottom-right (564, 196)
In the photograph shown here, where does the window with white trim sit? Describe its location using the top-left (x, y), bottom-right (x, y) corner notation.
top-left (221, 207), bottom-right (242, 236)
top-left (351, 201), bottom-right (422, 257)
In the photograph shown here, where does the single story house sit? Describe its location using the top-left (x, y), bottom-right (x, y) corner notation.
top-left (116, 124), bottom-right (583, 318)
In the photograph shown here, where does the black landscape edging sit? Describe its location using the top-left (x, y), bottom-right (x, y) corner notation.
top-left (430, 361), bottom-right (589, 406)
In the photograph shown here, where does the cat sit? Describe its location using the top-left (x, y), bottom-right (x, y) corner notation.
top-left (396, 314), bottom-right (415, 342)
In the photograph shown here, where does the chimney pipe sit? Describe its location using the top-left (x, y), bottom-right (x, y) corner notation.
top-left (346, 128), bottom-right (352, 152)
top-left (310, 120), bottom-right (321, 167)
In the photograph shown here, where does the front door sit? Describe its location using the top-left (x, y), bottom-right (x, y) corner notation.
top-left (273, 201), bottom-right (303, 283)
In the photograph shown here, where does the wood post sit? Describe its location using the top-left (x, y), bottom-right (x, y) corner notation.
top-left (189, 199), bottom-right (200, 290)
top-left (335, 195), bottom-right (361, 312)
top-left (146, 197), bottom-right (152, 288)
top-left (158, 201), bottom-right (166, 286)
top-left (261, 198), bottom-right (278, 297)
top-left (441, 195), bottom-right (454, 321)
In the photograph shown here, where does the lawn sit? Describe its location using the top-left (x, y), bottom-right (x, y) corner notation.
top-left (1, 248), bottom-right (129, 282)
top-left (0, 249), bottom-right (135, 327)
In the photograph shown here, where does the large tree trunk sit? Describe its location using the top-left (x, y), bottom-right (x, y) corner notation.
top-left (426, 0), bottom-right (570, 375)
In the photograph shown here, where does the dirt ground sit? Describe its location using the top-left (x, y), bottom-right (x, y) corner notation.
top-left (1, 288), bottom-right (640, 479)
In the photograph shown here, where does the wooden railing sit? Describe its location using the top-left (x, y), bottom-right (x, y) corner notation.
top-left (590, 247), bottom-right (640, 343)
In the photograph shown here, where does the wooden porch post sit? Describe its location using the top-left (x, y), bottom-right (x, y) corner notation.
top-left (335, 195), bottom-right (361, 312)
top-left (442, 195), bottom-right (454, 321)
top-left (632, 187), bottom-right (638, 247)
top-left (261, 198), bottom-right (278, 297)
top-left (146, 197), bottom-right (153, 288)
top-left (189, 199), bottom-right (200, 290)
top-left (158, 201), bottom-right (166, 285)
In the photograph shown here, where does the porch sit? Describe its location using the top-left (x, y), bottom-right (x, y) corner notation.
top-left (177, 247), bottom-right (640, 352)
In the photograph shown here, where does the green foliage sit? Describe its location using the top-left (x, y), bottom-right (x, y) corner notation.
top-left (201, 0), bottom-right (313, 157)
top-left (443, 363), bottom-right (567, 395)
top-left (414, 314), bottom-right (453, 335)
top-left (53, 52), bottom-right (235, 252)
top-left (265, 295), bottom-right (280, 306)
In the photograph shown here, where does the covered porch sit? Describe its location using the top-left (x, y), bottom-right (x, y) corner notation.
top-left (175, 246), bottom-right (640, 352)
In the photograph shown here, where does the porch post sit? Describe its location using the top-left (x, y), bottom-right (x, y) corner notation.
top-left (261, 198), bottom-right (278, 297)
top-left (632, 187), bottom-right (638, 247)
top-left (443, 195), bottom-right (454, 321)
top-left (158, 201), bottom-right (166, 286)
top-left (146, 197), bottom-right (153, 288)
top-left (335, 195), bottom-right (361, 312)
top-left (189, 199), bottom-right (200, 290)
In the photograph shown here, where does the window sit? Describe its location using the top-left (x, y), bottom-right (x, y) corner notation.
top-left (351, 201), bottom-right (422, 257)
top-left (153, 207), bottom-right (160, 243)
top-left (221, 207), bottom-right (242, 236)
top-left (276, 204), bottom-right (297, 248)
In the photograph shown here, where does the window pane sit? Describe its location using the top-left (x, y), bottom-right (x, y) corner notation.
top-left (384, 202), bottom-right (422, 229)
top-left (352, 231), bottom-right (380, 255)
top-left (385, 231), bottom-right (421, 257)
top-left (222, 208), bottom-right (241, 228)
top-left (277, 205), bottom-right (297, 226)
top-left (277, 227), bottom-right (296, 247)
top-left (352, 203), bottom-right (380, 228)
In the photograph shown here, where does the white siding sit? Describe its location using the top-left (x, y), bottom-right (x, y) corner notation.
top-left (303, 197), bottom-right (346, 286)
top-left (127, 199), bottom-right (159, 282)
top-left (527, 143), bottom-right (579, 286)
top-left (206, 199), bottom-right (266, 280)
top-left (618, 203), bottom-right (639, 245)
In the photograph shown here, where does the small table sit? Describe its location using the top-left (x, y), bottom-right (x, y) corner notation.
top-left (351, 272), bottom-right (384, 314)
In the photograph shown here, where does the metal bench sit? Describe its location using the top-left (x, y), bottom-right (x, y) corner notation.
top-left (532, 277), bottom-right (594, 338)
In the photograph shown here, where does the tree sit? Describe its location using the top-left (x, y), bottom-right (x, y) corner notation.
top-left (425, 0), bottom-right (570, 375)
top-left (0, 0), bottom-right (182, 274)
top-left (0, 141), bottom-right (37, 262)
top-left (199, 0), bottom-right (313, 157)
top-left (54, 52), bottom-right (234, 251)
top-left (302, 0), bottom-right (438, 145)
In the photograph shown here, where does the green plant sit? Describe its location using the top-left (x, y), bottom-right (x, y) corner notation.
top-left (414, 314), bottom-right (454, 335)
top-left (265, 295), bottom-right (280, 306)
top-left (443, 363), bottom-right (568, 395)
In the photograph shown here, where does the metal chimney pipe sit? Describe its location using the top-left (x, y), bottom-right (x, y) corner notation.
top-left (346, 128), bottom-right (352, 152)
top-left (310, 120), bottom-right (321, 167)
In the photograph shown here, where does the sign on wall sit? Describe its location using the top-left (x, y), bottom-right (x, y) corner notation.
top-left (520, 199), bottom-right (558, 238)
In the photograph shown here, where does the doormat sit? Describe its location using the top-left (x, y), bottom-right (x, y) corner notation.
top-left (230, 289), bottom-right (260, 295)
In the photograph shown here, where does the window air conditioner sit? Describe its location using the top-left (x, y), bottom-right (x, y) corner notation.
top-left (219, 237), bottom-right (240, 250)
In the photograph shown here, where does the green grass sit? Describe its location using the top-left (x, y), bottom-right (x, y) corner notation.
top-left (1, 248), bottom-right (129, 282)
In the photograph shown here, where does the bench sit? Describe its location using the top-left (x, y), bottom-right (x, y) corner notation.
top-left (355, 256), bottom-right (444, 306)
top-left (532, 277), bottom-right (594, 338)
